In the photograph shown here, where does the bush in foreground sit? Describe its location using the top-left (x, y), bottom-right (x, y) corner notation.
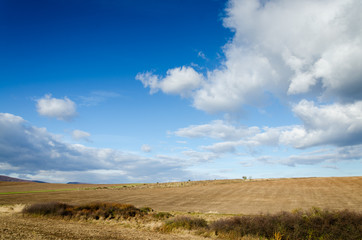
top-left (23, 202), bottom-right (146, 220)
top-left (160, 216), bottom-right (208, 232)
top-left (22, 204), bottom-right (362, 239)
top-left (152, 211), bottom-right (173, 220)
top-left (210, 208), bottom-right (362, 240)
top-left (22, 202), bottom-right (71, 217)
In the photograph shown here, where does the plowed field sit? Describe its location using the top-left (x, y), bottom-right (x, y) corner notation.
top-left (1, 177), bottom-right (361, 239)
top-left (1, 177), bottom-right (361, 214)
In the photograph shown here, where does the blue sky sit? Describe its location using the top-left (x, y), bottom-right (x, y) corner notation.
top-left (1, 0), bottom-right (361, 183)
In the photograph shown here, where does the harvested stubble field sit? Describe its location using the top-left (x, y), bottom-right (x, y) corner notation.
top-left (1, 176), bottom-right (362, 239)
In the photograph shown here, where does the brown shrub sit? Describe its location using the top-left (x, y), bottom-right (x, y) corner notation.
top-left (152, 211), bottom-right (173, 220)
top-left (23, 202), bottom-right (144, 220)
top-left (22, 202), bottom-right (72, 217)
top-left (210, 208), bottom-right (362, 240)
top-left (160, 216), bottom-right (208, 232)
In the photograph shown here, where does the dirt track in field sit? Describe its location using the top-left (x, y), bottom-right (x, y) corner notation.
top-left (1, 177), bottom-right (362, 215)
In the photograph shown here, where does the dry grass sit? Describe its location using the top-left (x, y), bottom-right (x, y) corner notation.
top-left (159, 216), bottom-right (208, 232)
top-left (19, 202), bottom-right (362, 239)
top-left (22, 202), bottom-right (147, 220)
top-left (1, 177), bottom-right (361, 214)
top-left (209, 208), bottom-right (362, 239)
top-left (0, 213), bottom-right (205, 240)
top-left (1, 177), bottom-right (362, 239)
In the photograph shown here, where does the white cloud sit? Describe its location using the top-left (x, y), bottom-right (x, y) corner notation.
top-left (36, 94), bottom-right (77, 121)
top-left (138, 0), bottom-right (362, 112)
top-left (0, 162), bottom-right (19, 171)
top-left (174, 120), bottom-right (259, 141)
top-left (281, 100), bottom-right (362, 148)
top-left (197, 51), bottom-right (208, 60)
top-left (71, 129), bottom-right (91, 142)
top-left (141, 144), bottom-right (152, 153)
top-left (79, 91), bottom-right (120, 106)
top-left (136, 66), bottom-right (204, 97)
top-left (176, 100), bottom-right (362, 157)
top-left (137, 0), bottom-right (361, 162)
top-left (174, 120), bottom-right (287, 153)
top-left (243, 144), bottom-right (362, 167)
top-left (0, 113), bottom-right (24, 125)
top-left (202, 141), bottom-right (239, 153)
top-left (221, 0), bottom-right (362, 102)
top-left (182, 150), bottom-right (219, 162)
top-left (0, 113), bottom-right (195, 183)
top-left (278, 145), bottom-right (362, 167)
top-left (193, 46), bottom-right (279, 113)
top-left (135, 0), bottom-right (362, 170)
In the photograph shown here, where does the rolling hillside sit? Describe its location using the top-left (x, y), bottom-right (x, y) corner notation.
top-left (0, 175), bottom-right (32, 182)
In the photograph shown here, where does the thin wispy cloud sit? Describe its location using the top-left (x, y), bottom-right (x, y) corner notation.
top-left (141, 144), bottom-right (152, 153)
top-left (79, 91), bottom-right (120, 106)
top-left (197, 51), bottom-right (208, 60)
top-left (71, 129), bottom-right (91, 142)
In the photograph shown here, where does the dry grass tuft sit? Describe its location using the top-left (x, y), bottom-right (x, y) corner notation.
top-left (20, 203), bottom-right (362, 240)
top-left (152, 211), bottom-right (173, 220)
top-left (159, 216), bottom-right (208, 232)
top-left (22, 202), bottom-right (146, 220)
top-left (210, 208), bottom-right (362, 240)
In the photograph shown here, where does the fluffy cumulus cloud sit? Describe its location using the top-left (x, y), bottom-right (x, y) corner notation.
top-left (282, 100), bottom-right (362, 148)
top-left (136, 66), bottom-right (204, 97)
top-left (36, 94), bottom-right (77, 121)
top-left (0, 113), bottom-right (196, 183)
top-left (138, 0), bottom-right (362, 112)
top-left (138, 0), bottom-right (362, 168)
top-left (136, 0), bottom-right (362, 113)
top-left (217, 0), bottom-right (362, 104)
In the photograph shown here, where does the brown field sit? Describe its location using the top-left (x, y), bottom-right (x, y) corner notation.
top-left (1, 176), bottom-right (362, 239)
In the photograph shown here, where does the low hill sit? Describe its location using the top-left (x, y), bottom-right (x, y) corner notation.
top-left (0, 175), bottom-right (32, 182)
top-left (67, 182), bottom-right (90, 184)
top-left (0, 175), bottom-right (46, 183)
